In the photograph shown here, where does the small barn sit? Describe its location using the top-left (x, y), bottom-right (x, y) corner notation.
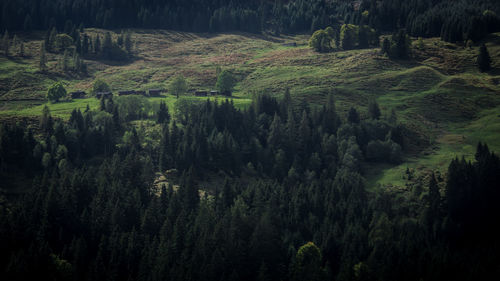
top-left (210, 90), bottom-right (219, 96)
top-left (135, 90), bottom-right (147, 96)
top-left (195, 91), bottom-right (208, 97)
top-left (70, 91), bottom-right (86, 99)
top-left (95, 92), bottom-right (113, 99)
top-left (149, 89), bottom-right (162, 97)
top-left (118, 90), bottom-right (136, 96)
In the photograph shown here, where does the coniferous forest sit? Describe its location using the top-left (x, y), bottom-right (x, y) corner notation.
top-left (2, 0), bottom-right (500, 41)
top-left (1, 0), bottom-right (500, 281)
top-left (1, 93), bottom-right (499, 280)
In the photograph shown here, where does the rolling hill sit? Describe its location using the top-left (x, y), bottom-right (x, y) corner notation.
top-left (1, 29), bottom-right (499, 188)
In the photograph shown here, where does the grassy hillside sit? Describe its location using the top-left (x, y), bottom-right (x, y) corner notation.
top-left (1, 29), bottom-right (499, 188)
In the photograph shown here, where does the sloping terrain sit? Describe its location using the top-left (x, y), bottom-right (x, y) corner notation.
top-left (1, 29), bottom-right (499, 188)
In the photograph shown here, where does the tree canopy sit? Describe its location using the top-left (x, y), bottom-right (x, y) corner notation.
top-left (47, 82), bottom-right (67, 102)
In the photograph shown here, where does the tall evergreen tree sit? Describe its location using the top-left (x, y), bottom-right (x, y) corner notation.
top-left (39, 42), bottom-right (47, 72)
top-left (477, 44), bottom-right (492, 72)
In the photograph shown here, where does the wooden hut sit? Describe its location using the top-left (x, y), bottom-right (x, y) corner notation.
top-left (118, 90), bottom-right (136, 96)
top-left (195, 91), bottom-right (208, 97)
top-left (95, 92), bottom-right (113, 99)
top-left (70, 91), bottom-right (86, 99)
top-left (149, 89), bottom-right (162, 97)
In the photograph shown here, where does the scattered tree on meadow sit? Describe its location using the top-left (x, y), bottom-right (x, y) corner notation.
top-left (309, 29), bottom-right (333, 52)
top-left (39, 42), bottom-right (47, 72)
top-left (381, 29), bottom-right (411, 59)
top-left (62, 50), bottom-right (69, 71)
top-left (216, 70), bottom-right (235, 96)
top-left (477, 43), bottom-right (492, 72)
top-left (47, 82), bottom-right (67, 102)
top-left (19, 42), bottom-right (24, 57)
top-left (2, 30), bottom-right (9, 56)
top-left (381, 38), bottom-right (390, 55)
top-left (339, 24), bottom-right (357, 50)
top-left (48, 27), bottom-right (57, 51)
top-left (92, 79), bottom-right (111, 94)
top-left (124, 31), bottom-right (132, 54)
top-left (169, 75), bottom-right (187, 98)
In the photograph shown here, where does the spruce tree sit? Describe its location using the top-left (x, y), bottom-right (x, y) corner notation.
top-left (2, 30), bottom-right (9, 56)
top-left (477, 44), bottom-right (492, 72)
top-left (19, 42), bottom-right (25, 57)
top-left (49, 27), bottom-right (57, 51)
top-left (157, 101), bottom-right (170, 124)
top-left (39, 42), bottom-right (47, 72)
top-left (347, 107), bottom-right (360, 124)
top-left (368, 99), bottom-right (381, 120)
top-left (62, 50), bottom-right (69, 71)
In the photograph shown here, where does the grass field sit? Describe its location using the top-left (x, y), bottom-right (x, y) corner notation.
top-left (1, 29), bottom-right (499, 189)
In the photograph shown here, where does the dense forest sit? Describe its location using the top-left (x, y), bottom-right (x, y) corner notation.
top-left (2, 0), bottom-right (500, 42)
top-left (1, 94), bottom-right (499, 280)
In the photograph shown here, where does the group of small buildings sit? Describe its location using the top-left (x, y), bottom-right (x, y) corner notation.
top-left (117, 89), bottom-right (161, 97)
top-left (194, 90), bottom-right (231, 97)
top-left (69, 89), bottom-right (165, 99)
top-left (69, 88), bottom-right (230, 99)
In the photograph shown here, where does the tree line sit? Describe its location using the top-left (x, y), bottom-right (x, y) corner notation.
top-left (2, 0), bottom-right (500, 41)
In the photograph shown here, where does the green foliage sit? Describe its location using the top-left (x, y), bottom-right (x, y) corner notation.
top-left (169, 75), bottom-right (187, 98)
top-left (54, 34), bottom-right (73, 52)
top-left (92, 79), bottom-right (111, 94)
top-left (309, 29), bottom-right (333, 52)
top-left (47, 82), bottom-right (67, 102)
top-left (382, 30), bottom-right (411, 59)
top-left (340, 24), bottom-right (357, 50)
top-left (292, 242), bottom-right (324, 281)
top-left (215, 70), bottom-right (235, 95)
top-left (39, 42), bottom-right (47, 72)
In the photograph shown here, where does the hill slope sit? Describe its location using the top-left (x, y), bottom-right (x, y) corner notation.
top-left (1, 29), bottom-right (499, 188)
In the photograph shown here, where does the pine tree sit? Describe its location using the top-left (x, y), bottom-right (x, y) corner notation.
top-left (82, 34), bottom-right (89, 56)
top-left (477, 44), bottom-right (492, 72)
top-left (94, 35), bottom-right (101, 54)
top-left (157, 101), bottom-right (170, 124)
top-left (39, 42), bottom-right (47, 72)
top-left (381, 37), bottom-right (390, 55)
top-left (49, 27), bottom-right (57, 52)
top-left (368, 100), bottom-right (381, 120)
top-left (62, 50), bottom-right (69, 71)
top-left (124, 31), bottom-right (132, 54)
top-left (348, 107), bottom-right (360, 124)
top-left (19, 42), bottom-right (25, 57)
top-left (2, 30), bottom-right (9, 56)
